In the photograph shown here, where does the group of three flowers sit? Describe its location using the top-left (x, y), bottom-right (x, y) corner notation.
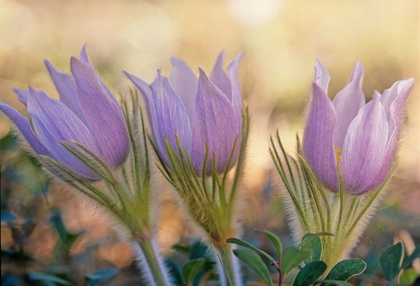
top-left (0, 46), bottom-right (413, 200)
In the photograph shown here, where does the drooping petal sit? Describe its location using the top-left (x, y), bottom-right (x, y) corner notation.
top-left (332, 61), bottom-right (365, 148)
top-left (44, 60), bottom-right (87, 123)
top-left (70, 57), bottom-right (129, 167)
top-left (168, 57), bottom-right (198, 121)
top-left (303, 83), bottom-right (339, 191)
top-left (0, 102), bottom-right (51, 157)
top-left (340, 92), bottom-right (389, 194)
top-left (13, 89), bottom-right (30, 106)
top-left (26, 87), bottom-right (100, 180)
top-left (360, 79), bottom-right (414, 194)
top-left (210, 51), bottom-right (232, 100)
top-left (149, 71), bottom-right (192, 162)
top-left (227, 52), bottom-right (244, 121)
top-left (124, 71), bottom-right (164, 157)
top-left (314, 59), bottom-right (330, 91)
top-left (191, 69), bottom-right (239, 174)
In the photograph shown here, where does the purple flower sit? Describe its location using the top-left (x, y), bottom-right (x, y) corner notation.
top-left (303, 60), bottom-right (414, 195)
top-left (125, 51), bottom-right (243, 175)
top-left (0, 46), bottom-right (130, 181)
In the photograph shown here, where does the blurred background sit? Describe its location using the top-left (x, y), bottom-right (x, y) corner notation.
top-left (0, 0), bottom-right (419, 285)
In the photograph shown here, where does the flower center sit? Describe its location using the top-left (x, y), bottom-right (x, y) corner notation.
top-left (334, 145), bottom-right (342, 166)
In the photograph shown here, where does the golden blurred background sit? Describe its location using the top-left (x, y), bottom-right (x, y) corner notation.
top-left (0, 0), bottom-right (419, 284)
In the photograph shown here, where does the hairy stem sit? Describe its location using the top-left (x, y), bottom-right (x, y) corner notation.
top-left (216, 244), bottom-right (242, 286)
top-left (133, 238), bottom-right (171, 286)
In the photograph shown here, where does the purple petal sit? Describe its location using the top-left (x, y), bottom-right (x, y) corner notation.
top-left (210, 51), bottom-right (232, 100)
top-left (149, 71), bottom-right (192, 162)
top-left (340, 92), bottom-right (389, 194)
top-left (303, 83), bottom-right (339, 191)
top-left (314, 59), bottom-right (330, 91)
top-left (0, 102), bottom-right (51, 157)
top-left (191, 69), bottom-right (240, 174)
top-left (26, 87), bottom-right (100, 180)
top-left (227, 52), bottom-right (244, 121)
top-left (13, 89), bottom-right (30, 106)
top-left (79, 44), bottom-right (91, 64)
top-left (124, 71), bottom-right (164, 157)
top-left (169, 57), bottom-right (198, 120)
top-left (360, 79), bottom-right (414, 194)
top-left (44, 60), bottom-right (87, 123)
top-left (332, 61), bottom-right (365, 148)
top-left (70, 57), bottom-right (129, 167)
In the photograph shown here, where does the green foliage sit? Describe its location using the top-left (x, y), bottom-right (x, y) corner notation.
top-left (399, 269), bottom-right (420, 286)
top-left (281, 247), bottom-right (313, 274)
top-left (300, 234), bottom-right (322, 264)
top-left (233, 249), bottom-right (273, 286)
top-left (262, 230), bottom-right (283, 260)
top-left (322, 259), bottom-right (366, 284)
top-left (28, 273), bottom-right (72, 285)
top-left (227, 237), bottom-right (275, 262)
top-left (182, 259), bottom-right (206, 284)
top-left (293, 261), bottom-right (327, 286)
top-left (84, 268), bottom-right (119, 286)
top-left (380, 242), bottom-right (404, 281)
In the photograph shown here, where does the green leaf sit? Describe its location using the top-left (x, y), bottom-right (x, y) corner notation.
top-left (400, 269), bottom-right (420, 286)
top-left (298, 232), bottom-right (334, 247)
top-left (172, 242), bottom-right (191, 255)
top-left (281, 247), bottom-right (313, 274)
top-left (84, 268), bottom-right (119, 286)
top-left (262, 230), bottom-right (282, 260)
top-left (300, 233), bottom-right (322, 264)
top-left (319, 280), bottom-right (352, 286)
top-left (380, 242), bottom-right (404, 281)
top-left (28, 273), bottom-right (71, 285)
top-left (182, 258), bottom-right (205, 284)
top-left (323, 259), bottom-right (366, 284)
top-left (227, 237), bottom-right (275, 262)
top-left (293, 261), bottom-right (327, 286)
top-left (164, 259), bottom-right (184, 286)
top-left (402, 246), bottom-right (420, 269)
top-left (233, 249), bottom-right (273, 286)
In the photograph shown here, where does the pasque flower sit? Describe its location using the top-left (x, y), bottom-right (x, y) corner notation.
top-left (303, 60), bottom-right (414, 195)
top-left (0, 47), bottom-right (130, 181)
top-left (125, 51), bottom-right (243, 175)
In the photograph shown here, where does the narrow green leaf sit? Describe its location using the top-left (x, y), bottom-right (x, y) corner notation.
top-left (85, 268), bottom-right (119, 286)
top-left (380, 242), bottom-right (404, 281)
top-left (262, 230), bottom-right (282, 260)
top-left (182, 258), bottom-right (206, 284)
top-left (298, 232), bottom-right (334, 247)
top-left (233, 249), bottom-right (273, 286)
top-left (402, 245), bottom-right (420, 270)
top-left (227, 238), bottom-right (275, 262)
top-left (300, 233), bottom-right (322, 264)
top-left (293, 261), bottom-right (327, 286)
top-left (164, 259), bottom-right (184, 286)
top-left (322, 259), bottom-right (366, 284)
top-left (28, 273), bottom-right (71, 285)
top-left (281, 247), bottom-right (313, 274)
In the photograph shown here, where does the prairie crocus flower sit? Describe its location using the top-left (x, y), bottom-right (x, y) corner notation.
top-left (125, 51), bottom-right (243, 175)
top-left (126, 52), bottom-right (248, 286)
top-left (303, 60), bottom-right (414, 195)
top-left (0, 47), bottom-right (130, 181)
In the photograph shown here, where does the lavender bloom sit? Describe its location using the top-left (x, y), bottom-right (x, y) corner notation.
top-left (125, 51), bottom-right (243, 175)
top-left (303, 60), bottom-right (413, 195)
top-left (0, 47), bottom-right (130, 181)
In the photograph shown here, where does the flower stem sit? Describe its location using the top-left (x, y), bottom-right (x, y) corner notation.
top-left (134, 238), bottom-right (171, 286)
top-left (216, 244), bottom-right (242, 286)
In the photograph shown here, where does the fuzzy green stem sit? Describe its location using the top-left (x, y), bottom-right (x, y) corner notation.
top-left (136, 239), bottom-right (171, 286)
top-left (217, 244), bottom-right (241, 286)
